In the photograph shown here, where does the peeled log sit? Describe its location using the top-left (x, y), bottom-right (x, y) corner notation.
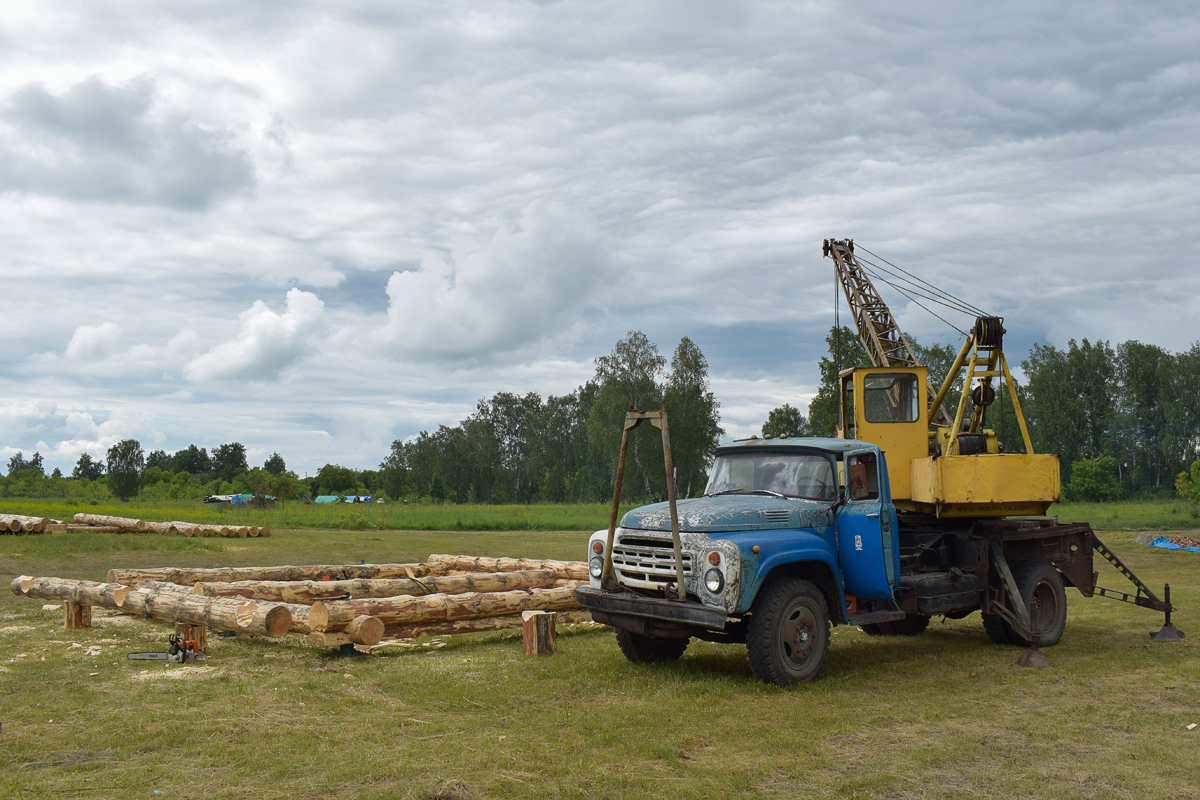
top-left (144, 521), bottom-right (178, 534)
top-left (12, 576), bottom-right (131, 608)
top-left (0, 515), bottom-right (50, 532)
top-left (382, 609), bottom-right (595, 640)
top-left (73, 513), bottom-right (148, 531)
top-left (170, 522), bottom-right (206, 537)
top-left (124, 581), bottom-right (323, 636)
top-left (310, 585), bottom-right (582, 632)
top-left (426, 554), bottom-right (588, 581)
top-left (193, 568), bottom-right (564, 603)
top-left (107, 562), bottom-right (450, 586)
top-left (118, 588), bottom-right (292, 637)
top-left (306, 614), bottom-right (387, 647)
top-left (134, 580), bottom-right (200, 594)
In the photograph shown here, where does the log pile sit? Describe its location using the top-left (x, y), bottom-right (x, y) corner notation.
top-left (67, 514), bottom-right (270, 537)
top-left (0, 514), bottom-right (59, 534)
top-left (13, 554), bottom-right (598, 652)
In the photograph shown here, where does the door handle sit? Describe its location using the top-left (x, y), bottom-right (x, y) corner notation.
top-left (866, 511), bottom-right (879, 518)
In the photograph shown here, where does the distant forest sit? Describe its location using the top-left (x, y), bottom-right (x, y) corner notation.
top-left (4, 328), bottom-right (1198, 504)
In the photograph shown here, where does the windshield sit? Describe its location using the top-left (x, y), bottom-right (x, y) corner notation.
top-left (704, 451), bottom-right (837, 500)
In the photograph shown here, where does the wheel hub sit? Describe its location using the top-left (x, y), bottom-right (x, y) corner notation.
top-left (781, 605), bottom-right (817, 664)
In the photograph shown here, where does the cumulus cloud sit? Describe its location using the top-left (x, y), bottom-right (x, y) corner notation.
top-left (184, 288), bottom-right (326, 382)
top-left (375, 202), bottom-right (620, 361)
top-left (65, 321), bottom-right (122, 361)
top-left (42, 408), bottom-right (165, 466)
top-left (0, 76), bottom-right (254, 209)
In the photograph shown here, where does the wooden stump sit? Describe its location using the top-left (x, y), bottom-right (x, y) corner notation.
top-left (64, 601), bottom-right (91, 629)
top-left (522, 610), bottom-right (556, 655)
top-left (174, 621), bottom-right (208, 654)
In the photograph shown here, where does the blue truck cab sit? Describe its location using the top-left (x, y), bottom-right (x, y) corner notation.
top-left (574, 435), bottom-right (911, 686)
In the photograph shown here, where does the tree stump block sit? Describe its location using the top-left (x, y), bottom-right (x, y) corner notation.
top-left (64, 601), bottom-right (91, 629)
top-left (174, 621), bottom-right (209, 654)
top-left (522, 610), bottom-right (557, 655)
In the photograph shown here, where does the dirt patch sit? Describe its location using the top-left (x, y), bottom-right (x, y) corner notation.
top-left (0, 625), bottom-right (36, 635)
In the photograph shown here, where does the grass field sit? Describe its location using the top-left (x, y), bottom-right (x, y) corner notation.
top-left (4, 495), bottom-right (1199, 535)
top-left (0, 498), bottom-right (640, 533)
top-left (1, 523), bottom-right (1198, 799)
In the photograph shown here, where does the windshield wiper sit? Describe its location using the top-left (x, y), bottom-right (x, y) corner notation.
top-left (706, 488), bottom-right (786, 498)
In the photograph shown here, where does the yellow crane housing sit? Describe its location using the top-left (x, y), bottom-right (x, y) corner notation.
top-left (825, 239), bottom-right (1060, 518)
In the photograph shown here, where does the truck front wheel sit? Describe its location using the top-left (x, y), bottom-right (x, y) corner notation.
top-left (614, 628), bottom-right (689, 663)
top-left (746, 578), bottom-right (830, 686)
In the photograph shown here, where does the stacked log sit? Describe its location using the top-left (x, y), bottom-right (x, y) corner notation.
top-left (11, 575), bottom-right (295, 638)
top-left (309, 585), bottom-right (581, 632)
top-left (426, 554), bottom-right (589, 581)
top-left (108, 562), bottom-right (450, 586)
top-left (117, 587), bottom-right (292, 637)
top-left (12, 575), bottom-right (132, 607)
top-left (59, 515), bottom-right (268, 538)
top-left (0, 514), bottom-right (54, 533)
top-left (192, 568), bottom-right (566, 602)
top-left (16, 555), bottom-right (593, 651)
top-left (73, 513), bottom-right (149, 532)
top-left (384, 609), bottom-right (593, 640)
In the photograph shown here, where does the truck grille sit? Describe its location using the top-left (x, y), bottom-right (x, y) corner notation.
top-left (611, 541), bottom-right (693, 587)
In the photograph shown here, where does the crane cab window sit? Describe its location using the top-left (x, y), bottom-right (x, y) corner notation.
top-left (863, 373), bottom-right (919, 423)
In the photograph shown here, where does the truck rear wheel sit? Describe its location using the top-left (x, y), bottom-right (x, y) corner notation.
top-left (746, 578), bottom-right (829, 686)
top-left (983, 561), bottom-right (1067, 646)
top-left (614, 628), bottom-right (689, 663)
top-left (861, 614), bottom-right (930, 636)
top-left (1010, 561), bottom-right (1067, 646)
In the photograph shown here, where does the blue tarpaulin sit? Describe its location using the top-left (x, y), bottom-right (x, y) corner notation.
top-left (1148, 535), bottom-right (1200, 553)
top-left (315, 495), bottom-right (340, 504)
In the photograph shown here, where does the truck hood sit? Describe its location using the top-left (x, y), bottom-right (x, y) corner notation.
top-left (620, 495), bottom-right (834, 533)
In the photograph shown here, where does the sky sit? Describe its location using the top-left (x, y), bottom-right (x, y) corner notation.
top-left (2, 1), bottom-right (1198, 477)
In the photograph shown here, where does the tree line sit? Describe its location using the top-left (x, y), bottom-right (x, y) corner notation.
top-left (4, 327), bottom-right (1197, 505)
top-left (1, 332), bottom-right (724, 505)
top-left (758, 326), bottom-right (1200, 502)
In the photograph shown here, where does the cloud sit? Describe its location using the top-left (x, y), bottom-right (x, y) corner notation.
top-left (183, 288), bottom-right (326, 382)
top-left (40, 408), bottom-right (165, 466)
top-left (65, 322), bottom-right (122, 361)
top-left (0, 76), bottom-right (254, 210)
top-left (375, 201), bottom-right (620, 362)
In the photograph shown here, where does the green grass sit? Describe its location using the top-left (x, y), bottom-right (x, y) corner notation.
top-left (2, 525), bottom-right (1198, 799)
top-left (0, 498), bottom-right (634, 532)
top-left (1054, 498), bottom-right (1200, 531)
top-left (7, 495), bottom-right (1200, 536)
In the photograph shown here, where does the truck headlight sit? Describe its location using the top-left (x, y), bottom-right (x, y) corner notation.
top-left (589, 557), bottom-right (604, 578)
top-left (704, 568), bottom-right (724, 593)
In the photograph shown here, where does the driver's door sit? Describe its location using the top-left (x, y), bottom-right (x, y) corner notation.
top-left (835, 452), bottom-right (898, 600)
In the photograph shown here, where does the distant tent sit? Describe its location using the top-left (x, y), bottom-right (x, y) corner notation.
top-left (345, 495), bottom-right (373, 504)
top-left (315, 495), bottom-right (340, 504)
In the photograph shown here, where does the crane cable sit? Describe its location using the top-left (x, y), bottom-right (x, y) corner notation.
top-left (846, 248), bottom-right (984, 338)
top-left (855, 245), bottom-right (986, 317)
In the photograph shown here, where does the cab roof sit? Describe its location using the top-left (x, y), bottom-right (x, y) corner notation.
top-left (714, 436), bottom-right (880, 457)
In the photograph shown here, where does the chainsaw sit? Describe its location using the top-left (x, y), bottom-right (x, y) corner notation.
top-left (127, 633), bottom-right (206, 664)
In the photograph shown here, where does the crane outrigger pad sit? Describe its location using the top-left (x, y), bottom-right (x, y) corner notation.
top-left (1092, 537), bottom-right (1185, 641)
